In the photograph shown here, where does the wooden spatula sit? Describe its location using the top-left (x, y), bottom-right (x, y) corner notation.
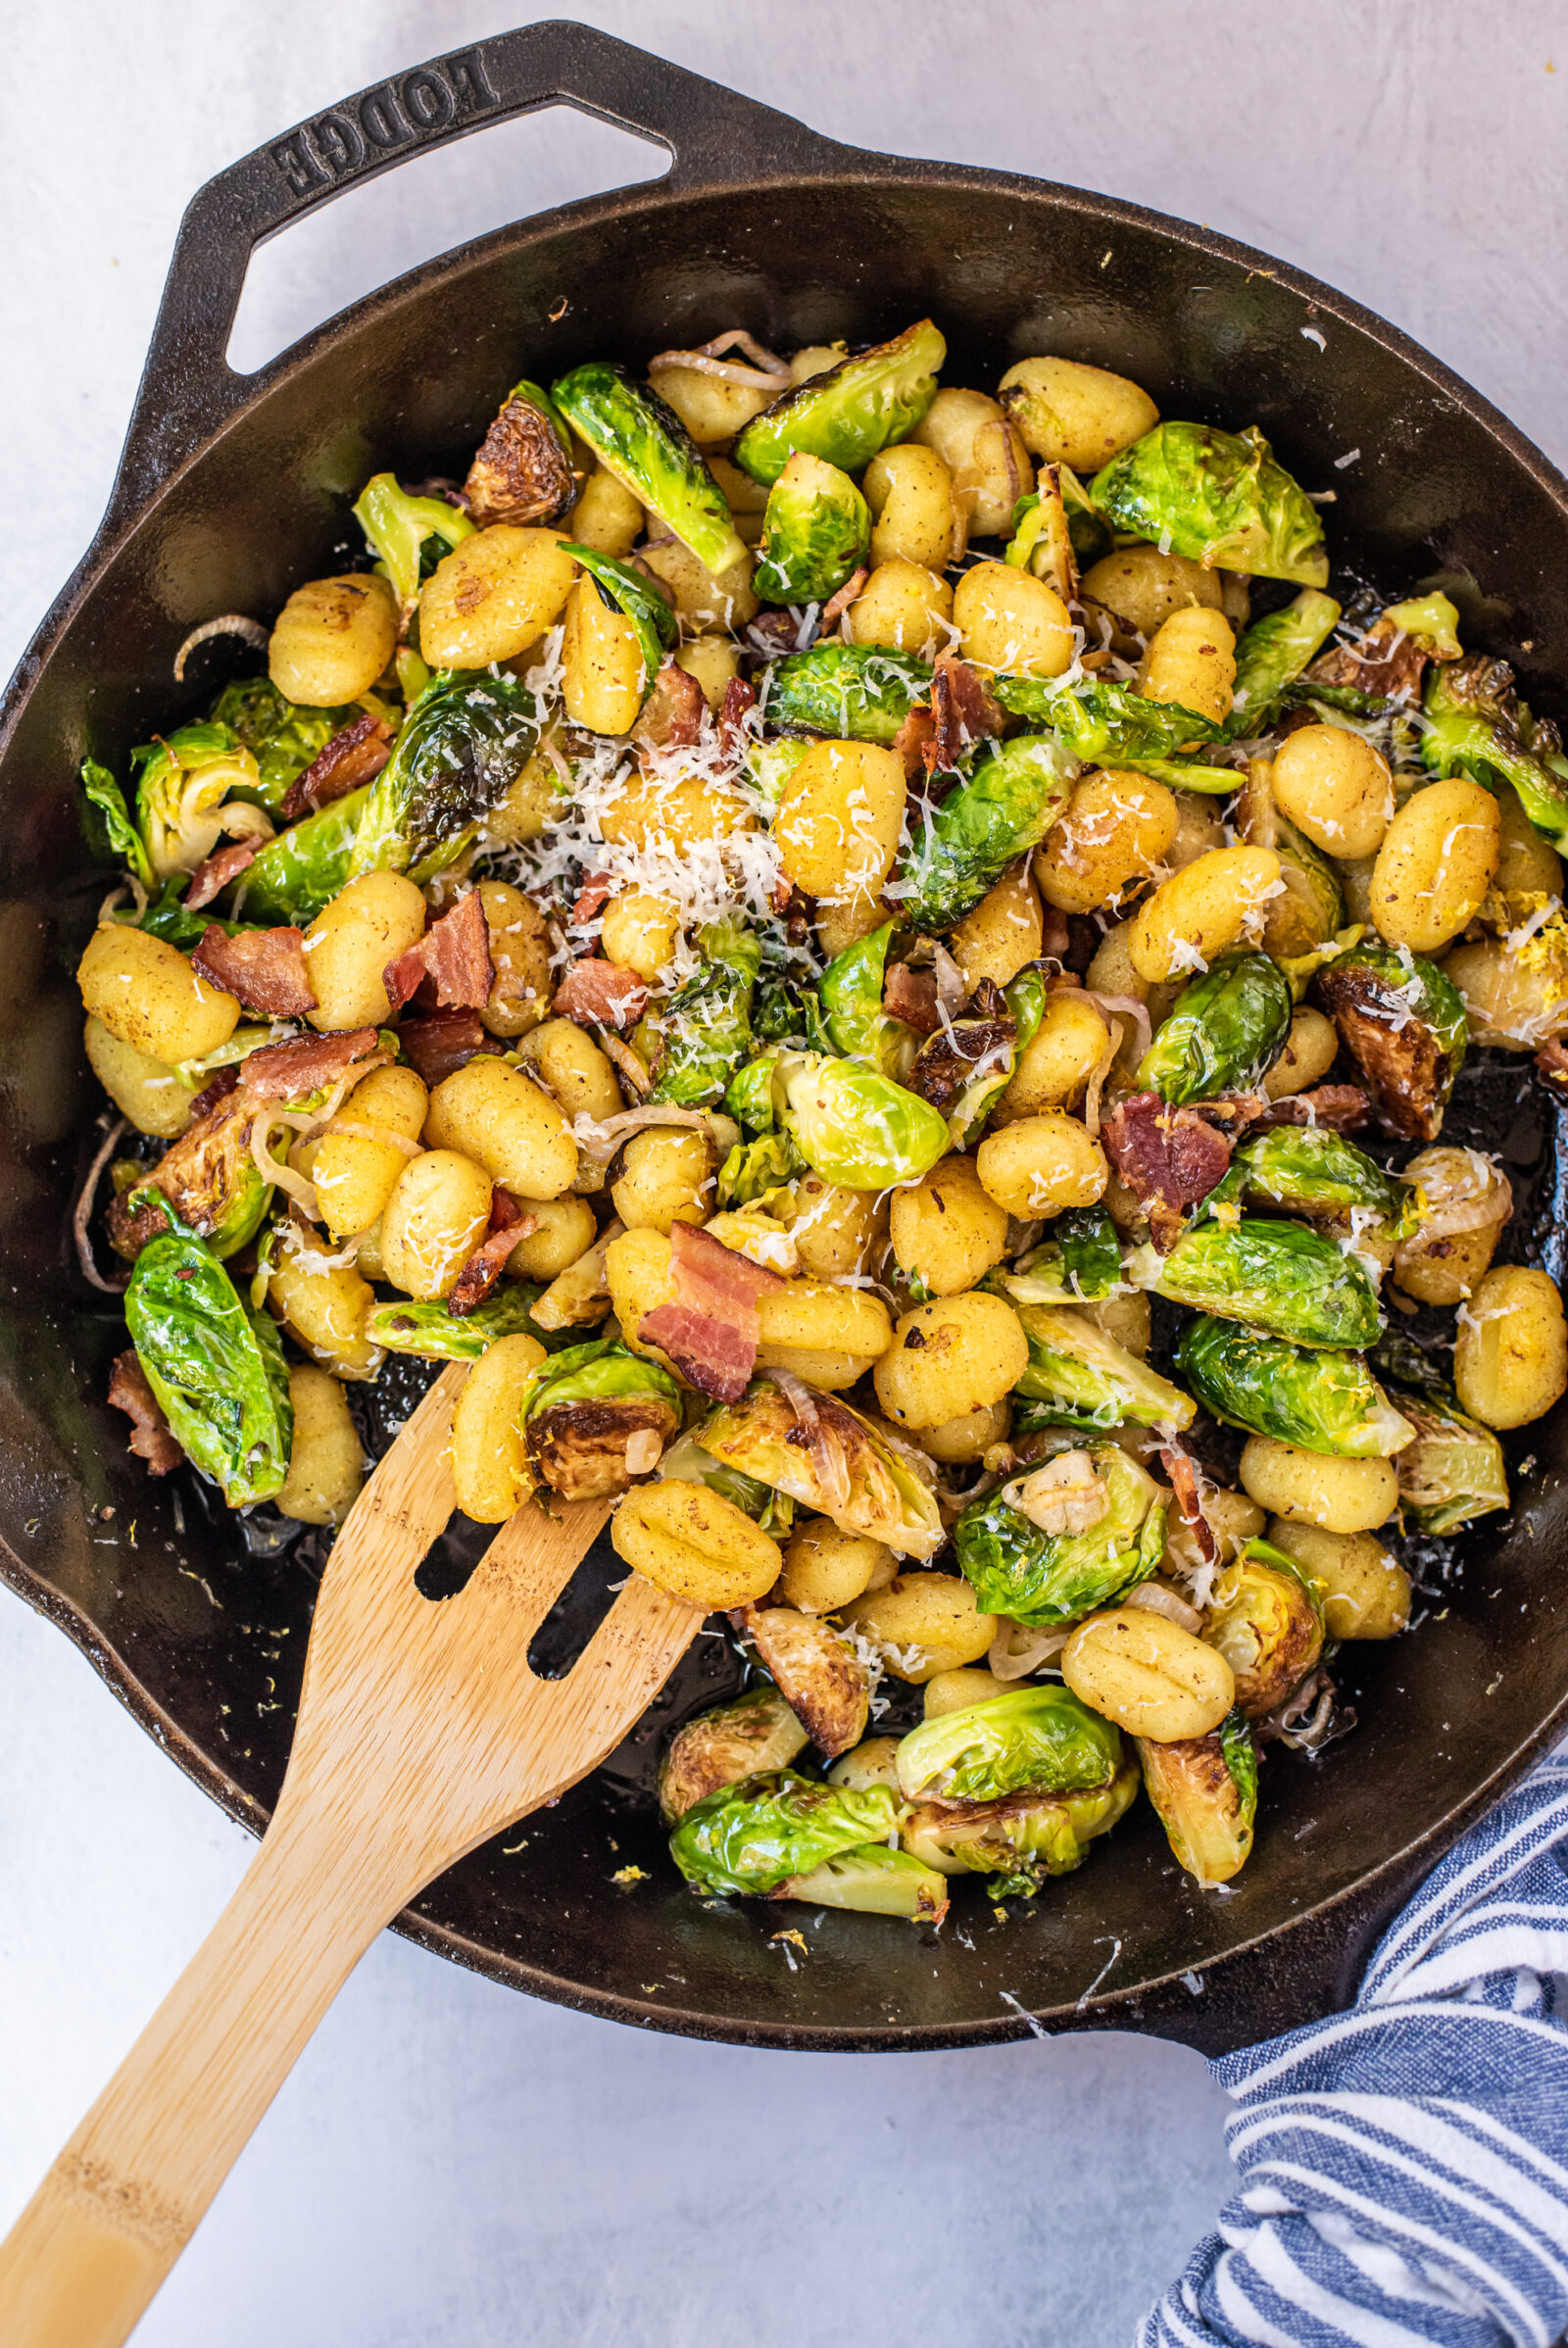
top-left (0, 1359), bottom-right (701, 2347)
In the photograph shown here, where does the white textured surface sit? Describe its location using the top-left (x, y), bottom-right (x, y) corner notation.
top-left (2, 7), bottom-right (1565, 2343)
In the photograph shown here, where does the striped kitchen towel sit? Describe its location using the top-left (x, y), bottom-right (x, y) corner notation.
top-left (1138, 1745), bottom-right (1568, 2348)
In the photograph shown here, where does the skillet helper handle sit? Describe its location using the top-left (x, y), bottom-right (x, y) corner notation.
top-left (0, 1799), bottom-right (413, 2348)
top-left (110, 21), bottom-right (844, 520)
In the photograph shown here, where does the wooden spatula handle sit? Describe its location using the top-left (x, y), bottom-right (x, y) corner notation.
top-left (0, 1796), bottom-right (411, 2348)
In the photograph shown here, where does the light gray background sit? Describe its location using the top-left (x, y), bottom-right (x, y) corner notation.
top-left (3, 7), bottom-right (1566, 2344)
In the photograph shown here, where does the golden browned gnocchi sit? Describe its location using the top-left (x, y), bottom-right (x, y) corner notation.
top-left (998, 356), bottom-right (1158, 470)
top-left (1037, 772), bottom-right (1179, 916)
top-left (1370, 775), bottom-right (1499, 953)
top-left (872, 1293), bottom-right (1028, 1430)
top-left (1453, 1266), bottom-right (1568, 1429)
top-left (269, 572), bottom-right (398, 706)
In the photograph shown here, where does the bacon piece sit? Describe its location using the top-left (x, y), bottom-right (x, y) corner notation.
top-left (820, 566), bottom-right (868, 629)
top-left (718, 674), bottom-right (757, 760)
top-left (1102, 1091), bottom-right (1234, 1251)
top-left (382, 890), bottom-right (494, 1015)
top-left (448, 1190), bottom-right (536, 1316)
top-left (1160, 1443), bottom-right (1219, 1572)
top-left (746, 610), bottom-right (807, 658)
top-left (884, 960), bottom-right (942, 1037)
top-left (185, 839), bottom-right (262, 910)
top-left (636, 660), bottom-right (705, 752)
top-left (553, 955), bottom-right (649, 1032)
top-left (188, 1063), bottom-right (240, 1123)
top-left (279, 712), bottom-right (395, 821)
top-left (238, 1026), bottom-right (380, 1101)
top-left (108, 1350), bottom-right (182, 1476)
top-left (572, 872), bottom-right (615, 924)
top-left (1536, 1037), bottom-right (1568, 1096)
top-left (192, 924), bottom-right (318, 1018)
top-left (638, 1221), bottom-right (785, 1403)
top-left (1244, 1084), bottom-right (1373, 1135)
top-left (928, 653), bottom-right (1004, 775)
top-left (895, 704), bottom-right (938, 783)
top-left (395, 1010), bottom-right (500, 1086)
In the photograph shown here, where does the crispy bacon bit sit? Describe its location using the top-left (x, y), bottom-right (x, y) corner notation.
top-left (239, 1026), bottom-right (380, 1101)
top-left (572, 872), bottom-right (615, 924)
top-left (185, 839), bottom-right (262, 910)
top-left (192, 924), bottom-right (318, 1018)
top-left (396, 1009), bottom-right (503, 1087)
top-left (461, 396), bottom-right (576, 528)
top-left (108, 1350), bottom-right (182, 1476)
top-left (1246, 1084), bottom-right (1373, 1135)
top-left (188, 1063), bottom-right (240, 1123)
top-left (1536, 1037), bottom-right (1568, 1095)
top-left (906, 981), bottom-right (1016, 1115)
top-left (1102, 1092), bottom-right (1234, 1251)
top-left (279, 712), bottom-right (395, 822)
top-left (746, 610), bottom-right (807, 658)
top-left (895, 703), bottom-right (938, 782)
top-left (820, 566), bottom-right (868, 629)
top-left (1309, 618), bottom-right (1425, 705)
top-left (718, 674), bottom-right (757, 760)
top-left (636, 660), bottom-right (706, 753)
top-left (928, 653), bottom-right (1004, 774)
top-left (884, 959), bottom-right (943, 1037)
top-left (639, 1221), bottom-right (785, 1403)
top-left (448, 1190), bottom-right (536, 1316)
top-left (553, 955), bottom-right (649, 1032)
top-left (1160, 1443), bottom-right (1219, 1571)
top-left (383, 890), bottom-right (494, 1015)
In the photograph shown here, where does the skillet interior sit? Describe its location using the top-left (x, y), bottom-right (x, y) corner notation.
top-left (3, 38), bottom-right (1567, 2049)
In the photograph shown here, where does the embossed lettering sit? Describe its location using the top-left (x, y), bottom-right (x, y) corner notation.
top-left (313, 112), bottom-right (365, 175)
top-left (401, 69), bottom-right (455, 130)
top-left (446, 48), bottom-right (500, 114)
top-left (359, 85), bottom-right (410, 150)
top-left (270, 133), bottom-right (327, 196)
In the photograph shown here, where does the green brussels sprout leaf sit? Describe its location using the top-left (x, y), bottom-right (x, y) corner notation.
top-left (1176, 1315), bottom-right (1414, 1456)
top-left (668, 1770), bottom-right (899, 1896)
top-left (1091, 421), bottom-right (1329, 587)
top-left (754, 452), bottom-right (871, 606)
top-left (551, 361), bottom-right (744, 574)
top-left (953, 1445), bottom-right (1167, 1626)
top-left (1125, 1216), bottom-right (1383, 1350)
top-left (734, 319), bottom-right (946, 486)
top-left (1137, 952), bottom-right (1293, 1105)
top-left (895, 1685), bottom-right (1122, 1802)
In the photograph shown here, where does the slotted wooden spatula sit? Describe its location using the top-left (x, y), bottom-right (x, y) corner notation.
top-left (0, 1360), bottom-right (701, 2347)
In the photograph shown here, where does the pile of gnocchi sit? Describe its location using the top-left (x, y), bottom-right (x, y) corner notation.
top-left (77, 317), bottom-right (1568, 1921)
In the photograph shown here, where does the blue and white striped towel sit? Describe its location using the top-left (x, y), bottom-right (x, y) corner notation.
top-left (1139, 1746), bottom-right (1568, 2348)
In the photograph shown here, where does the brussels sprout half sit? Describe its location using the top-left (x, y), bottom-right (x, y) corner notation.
top-left (1008, 1302), bottom-right (1196, 1433)
top-left (953, 1445), bottom-right (1167, 1627)
top-left (763, 642), bottom-right (932, 744)
top-left (695, 1382), bottom-right (946, 1559)
top-left (1138, 1710), bottom-right (1257, 1886)
top-left (900, 1753), bottom-right (1140, 1896)
top-left (1373, 1333), bottom-right (1510, 1534)
top-left (1421, 653), bottom-right (1568, 850)
top-left (896, 1685), bottom-right (1122, 1803)
top-left (1225, 589), bottom-right (1342, 738)
top-left (1204, 1543), bottom-right (1324, 1717)
top-left (127, 723), bottom-right (274, 884)
top-left (734, 319), bottom-right (946, 486)
top-left (659, 1688), bottom-right (809, 1824)
top-left (110, 1094), bottom-right (271, 1263)
top-left (368, 1284), bottom-right (565, 1360)
top-left (347, 670), bottom-right (543, 886)
top-left (1126, 1218), bottom-right (1384, 1351)
top-left (519, 1339), bottom-right (683, 1502)
top-left (987, 670), bottom-right (1234, 792)
top-left (551, 360), bottom-right (745, 574)
top-left (715, 1131), bottom-right (804, 1210)
top-left (1201, 1126), bottom-right (1413, 1238)
top-left (754, 452), bottom-right (871, 606)
top-left (775, 1842), bottom-right (949, 1923)
top-left (780, 1053), bottom-right (951, 1191)
top-left (648, 922), bottom-right (761, 1108)
top-left (818, 920), bottom-right (915, 1075)
top-left (1137, 953), bottom-right (1294, 1106)
top-left (668, 1770), bottom-right (899, 1896)
top-left (123, 1198), bottom-right (293, 1506)
top-left (1176, 1315), bottom-right (1414, 1457)
top-left (1091, 421), bottom-right (1329, 588)
top-left (462, 378), bottom-right (576, 528)
top-left (237, 784), bottom-right (373, 925)
top-left (353, 472), bottom-right (474, 614)
top-left (1314, 943), bottom-right (1467, 1144)
top-left (896, 735), bottom-right (1076, 932)
top-left (208, 677), bottom-right (363, 812)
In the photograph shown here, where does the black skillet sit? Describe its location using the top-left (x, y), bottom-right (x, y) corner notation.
top-left (2, 21), bottom-right (1565, 2052)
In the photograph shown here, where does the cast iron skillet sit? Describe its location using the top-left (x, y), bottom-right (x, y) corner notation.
top-left (3, 22), bottom-right (1566, 2054)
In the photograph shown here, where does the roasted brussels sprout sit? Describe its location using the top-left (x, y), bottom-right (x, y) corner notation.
top-left (987, 671), bottom-right (1231, 789)
top-left (1203, 1541), bottom-right (1324, 1716)
top-left (763, 642), bottom-right (932, 744)
top-left (1138, 1710), bottom-right (1257, 1886)
top-left (515, 1339), bottom-right (682, 1502)
top-left (753, 453), bottom-right (871, 605)
top-left (561, 541), bottom-right (680, 707)
top-left (818, 920), bottom-right (914, 1075)
top-left (734, 319), bottom-right (946, 486)
top-left (367, 1284), bottom-right (564, 1360)
top-left (347, 669), bottom-right (544, 889)
top-left (896, 734), bottom-right (1076, 931)
top-left (1091, 422), bottom-right (1329, 587)
top-left (123, 1199), bottom-right (293, 1506)
top-left (953, 1445), bottom-right (1167, 1625)
top-left (551, 361), bottom-right (745, 573)
top-left (668, 1770), bottom-right (898, 1896)
top-left (1315, 944), bottom-right (1467, 1143)
top-left (1005, 1205), bottom-right (1124, 1304)
top-left (1202, 1126), bottom-right (1411, 1238)
top-left (649, 922), bottom-right (761, 1107)
top-left (695, 1383), bottom-right (946, 1559)
top-left (1226, 589), bottom-right (1342, 737)
top-left (117, 724), bottom-right (273, 884)
top-left (1421, 653), bottom-right (1568, 850)
top-left (1136, 952), bottom-right (1293, 1105)
top-left (900, 1755), bottom-right (1139, 1896)
top-left (107, 1093), bottom-right (270, 1263)
top-left (1373, 1334), bottom-right (1510, 1534)
top-left (353, 471), bottom-right (474, 614)
top-left (1176, 1315), bottom-right (1415, 1457)
top-left (659, 1688), bottom-right (809, 1823)
top-left (896, 1685), bottom-right (1122, 1802)
top-left (1125, 1218), bottom-right (1383, 1350)
top-left (1008, 1302), bottom-right (1196, 1433)
top-left (740, 1604), bottom-right (869, 1757)
top-left (715, 1131), bottom-right (803, 1208)
top-left (462, 378), bottom-right (576, 527)
top-left (208, 677), bottom-right (361, 811)
top-left (780, 1052), bottom-right (951, 1190)
top-left (775, 1842), bottom-right (949, 1922)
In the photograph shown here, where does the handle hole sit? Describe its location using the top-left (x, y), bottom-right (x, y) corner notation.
top-left (227, 106), bottom-right (669, 376)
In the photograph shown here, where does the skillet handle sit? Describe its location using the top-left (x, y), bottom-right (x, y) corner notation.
top-left (108, 21), bottom-right (846, 521)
